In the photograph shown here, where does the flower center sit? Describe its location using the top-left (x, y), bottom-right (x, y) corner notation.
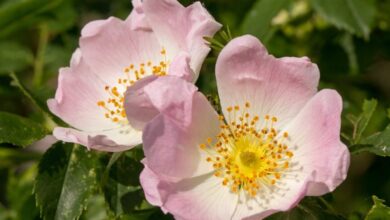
top-left (239, 151), bottom-right (258, 168)
top-left (97, 48), bottom-right (169, 125)
top-left (200, 102), bottom-right (294, 197)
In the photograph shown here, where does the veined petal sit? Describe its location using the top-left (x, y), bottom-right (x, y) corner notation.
top-left (160, 173), bottom-right (238, 220)
top-left (134, 77), bottom-right (219, 178)
top-left (231, 171), bottom-right (313, 220)
top-left (47, 49), bottom-right (117, 131)
top-left (141, 163), bottom-right (238, 219)
top-left (140, 161), bottom-right (178, 213)
top-left (53, 126), bottom-right (141, 152)
top-left (126, 0), bottom-right (151, 30)
top-left (125, 75), bottom-right (197, 131)
top-left (124, 76), bottom-right (160, 131)
top-left (79, 17), bottom-right (162, 85)
top-left (216, 35), bottom-right (320, 128)
top-left (142, 0), bottom-right (221, 79)
top-left (283, 89), bottom-right (349, 196)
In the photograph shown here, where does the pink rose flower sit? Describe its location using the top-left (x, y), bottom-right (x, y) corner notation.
top-left (47, 0), bottom-right (221, 151)
top-left (136, 35), bottom-right (350, 219)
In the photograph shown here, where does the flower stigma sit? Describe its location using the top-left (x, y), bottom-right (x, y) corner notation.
top-left (200, 102), bottom-right (295, 198)
top-left (97, 48), bottom-right (169, 125)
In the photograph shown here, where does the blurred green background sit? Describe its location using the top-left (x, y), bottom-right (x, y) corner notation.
top-left (0, 0), bottom-right (389, 219)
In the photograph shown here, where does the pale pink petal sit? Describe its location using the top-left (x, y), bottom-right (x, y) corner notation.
top-left (47, 49), bottom-right (117, 131)
top-left (125, 75), bottom-right (197, 131)
top-left (124, 76), bottom-right (160, 131)
top-left (126, 0), bottom-right (151, 30)
top-left (142, 0), bottom-right (221, 78)
top-left (124, 54), bottom-right (194, 131)
top-left (140, 162), bottom-right (178, 213)
top-left (216, 35), bottom-right (320, 127)
top-left (232, 172), bottom-right (314, 220)
top-left (283, 89), bottom-right (350, 196)
top-left (133, 76), bottom-right (219, 178)
top-left (167, 52), bottom-right (194, 82)
top-left (159, 173), bottom-right (238, 220)
top-left (79, 17), bottom-right (162, 85)
top-left (140, 165), bottom-right (165, 208)
top-left (53, 126), bottom-right (142, 152)
top-left (142, 104), bottom-right (218, 178)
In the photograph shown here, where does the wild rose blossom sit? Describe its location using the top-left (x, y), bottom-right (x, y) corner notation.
top-left (134, 35), bottom-right (350, 219)
top-left (47, 0), bottom-right (221, 151)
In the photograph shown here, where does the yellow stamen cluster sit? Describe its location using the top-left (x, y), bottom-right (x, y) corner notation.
top-left (200, 102), bottom-right (294, 197)
top-left (97, 48), bottom-right (169, 124)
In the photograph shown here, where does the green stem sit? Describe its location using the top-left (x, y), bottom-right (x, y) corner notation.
top-left (101, 152), bottom-right (123, 187)
top-left (318, 196), bottom-right (338, 214)
top-left (33, 23), bottom-right (49, 88)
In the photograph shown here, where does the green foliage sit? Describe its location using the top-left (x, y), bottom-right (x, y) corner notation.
top-left (267, 197), bottom-right (344, 220)
top-left (7, 165), bottom-right (40, 220)
top-left (35, 143), bottom-right (99, 220)
top-left (310, 0), bottom-right (376, 39)
top-left (0, 41), bottom-right (34, 74)
top-left (0, 0), bottom-right (64, 39)
top-left (348, 99), bottom-right (378, 145)
top-left (0, 111), bottom-right (48, 147)
top-left (0, 147), bottom-right (41, 168)
top-left (204, 27), bottom-right (233, 52)
top-left (347, 99), bottom-right (390, 156)
top-left (240, 0), bottom-right (289, 40)
top-left (352, 125), bottom-right (390, 156)
top-left (102, 150), bottom-right (145, 217)
top-left (365, 196), bottom-right (390, 219)
top-left (9, 72), bottom-right (62, 127)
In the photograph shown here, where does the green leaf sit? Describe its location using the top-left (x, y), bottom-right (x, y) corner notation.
top-left (348, 99), bottom-right (377, 144)
top-left (365, 196), bottom-right (390, 220)
top-left (121, 209), bottom-right (174, 220)
top-left (81, 195), bottom-right (109, 220)
top-left (0, 147), bottom-right (41, 168)
top-left (338, 33), bottom-right (358, 75)
top-left (7, 164), bottom-right (40, 220)
top-left (350, 124), bottom-right (390, 156)
top-left (109, 152), bottom-right (143, 186)
top-left (266, 197), bottom-right (344, 220)
top-left (35, 143), bottom-right (99, 220)
top-left (0, 41), bottom-right (34, 74)
top-left (104, 180), bottom-right (144, 216)
top-left (0, 112), bottom-right (48, 147)
top-left (0, 0), bottom-right (63, 39)
top-left (103, 150), bottom-right (144, 216)
top-left (356, 99), bottom-right (378, 140)
top-left (9, 72), bottom-right (64, 127)
top-left (310, 0), bottom-right (376, 39)
top-left (240, 0), bottom-right (289, 39)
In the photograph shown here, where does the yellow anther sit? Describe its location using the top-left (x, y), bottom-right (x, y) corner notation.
top-left (97, 101), bottom-right (105, 107)
top-left (193, 102), bottom-right (295, 197)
